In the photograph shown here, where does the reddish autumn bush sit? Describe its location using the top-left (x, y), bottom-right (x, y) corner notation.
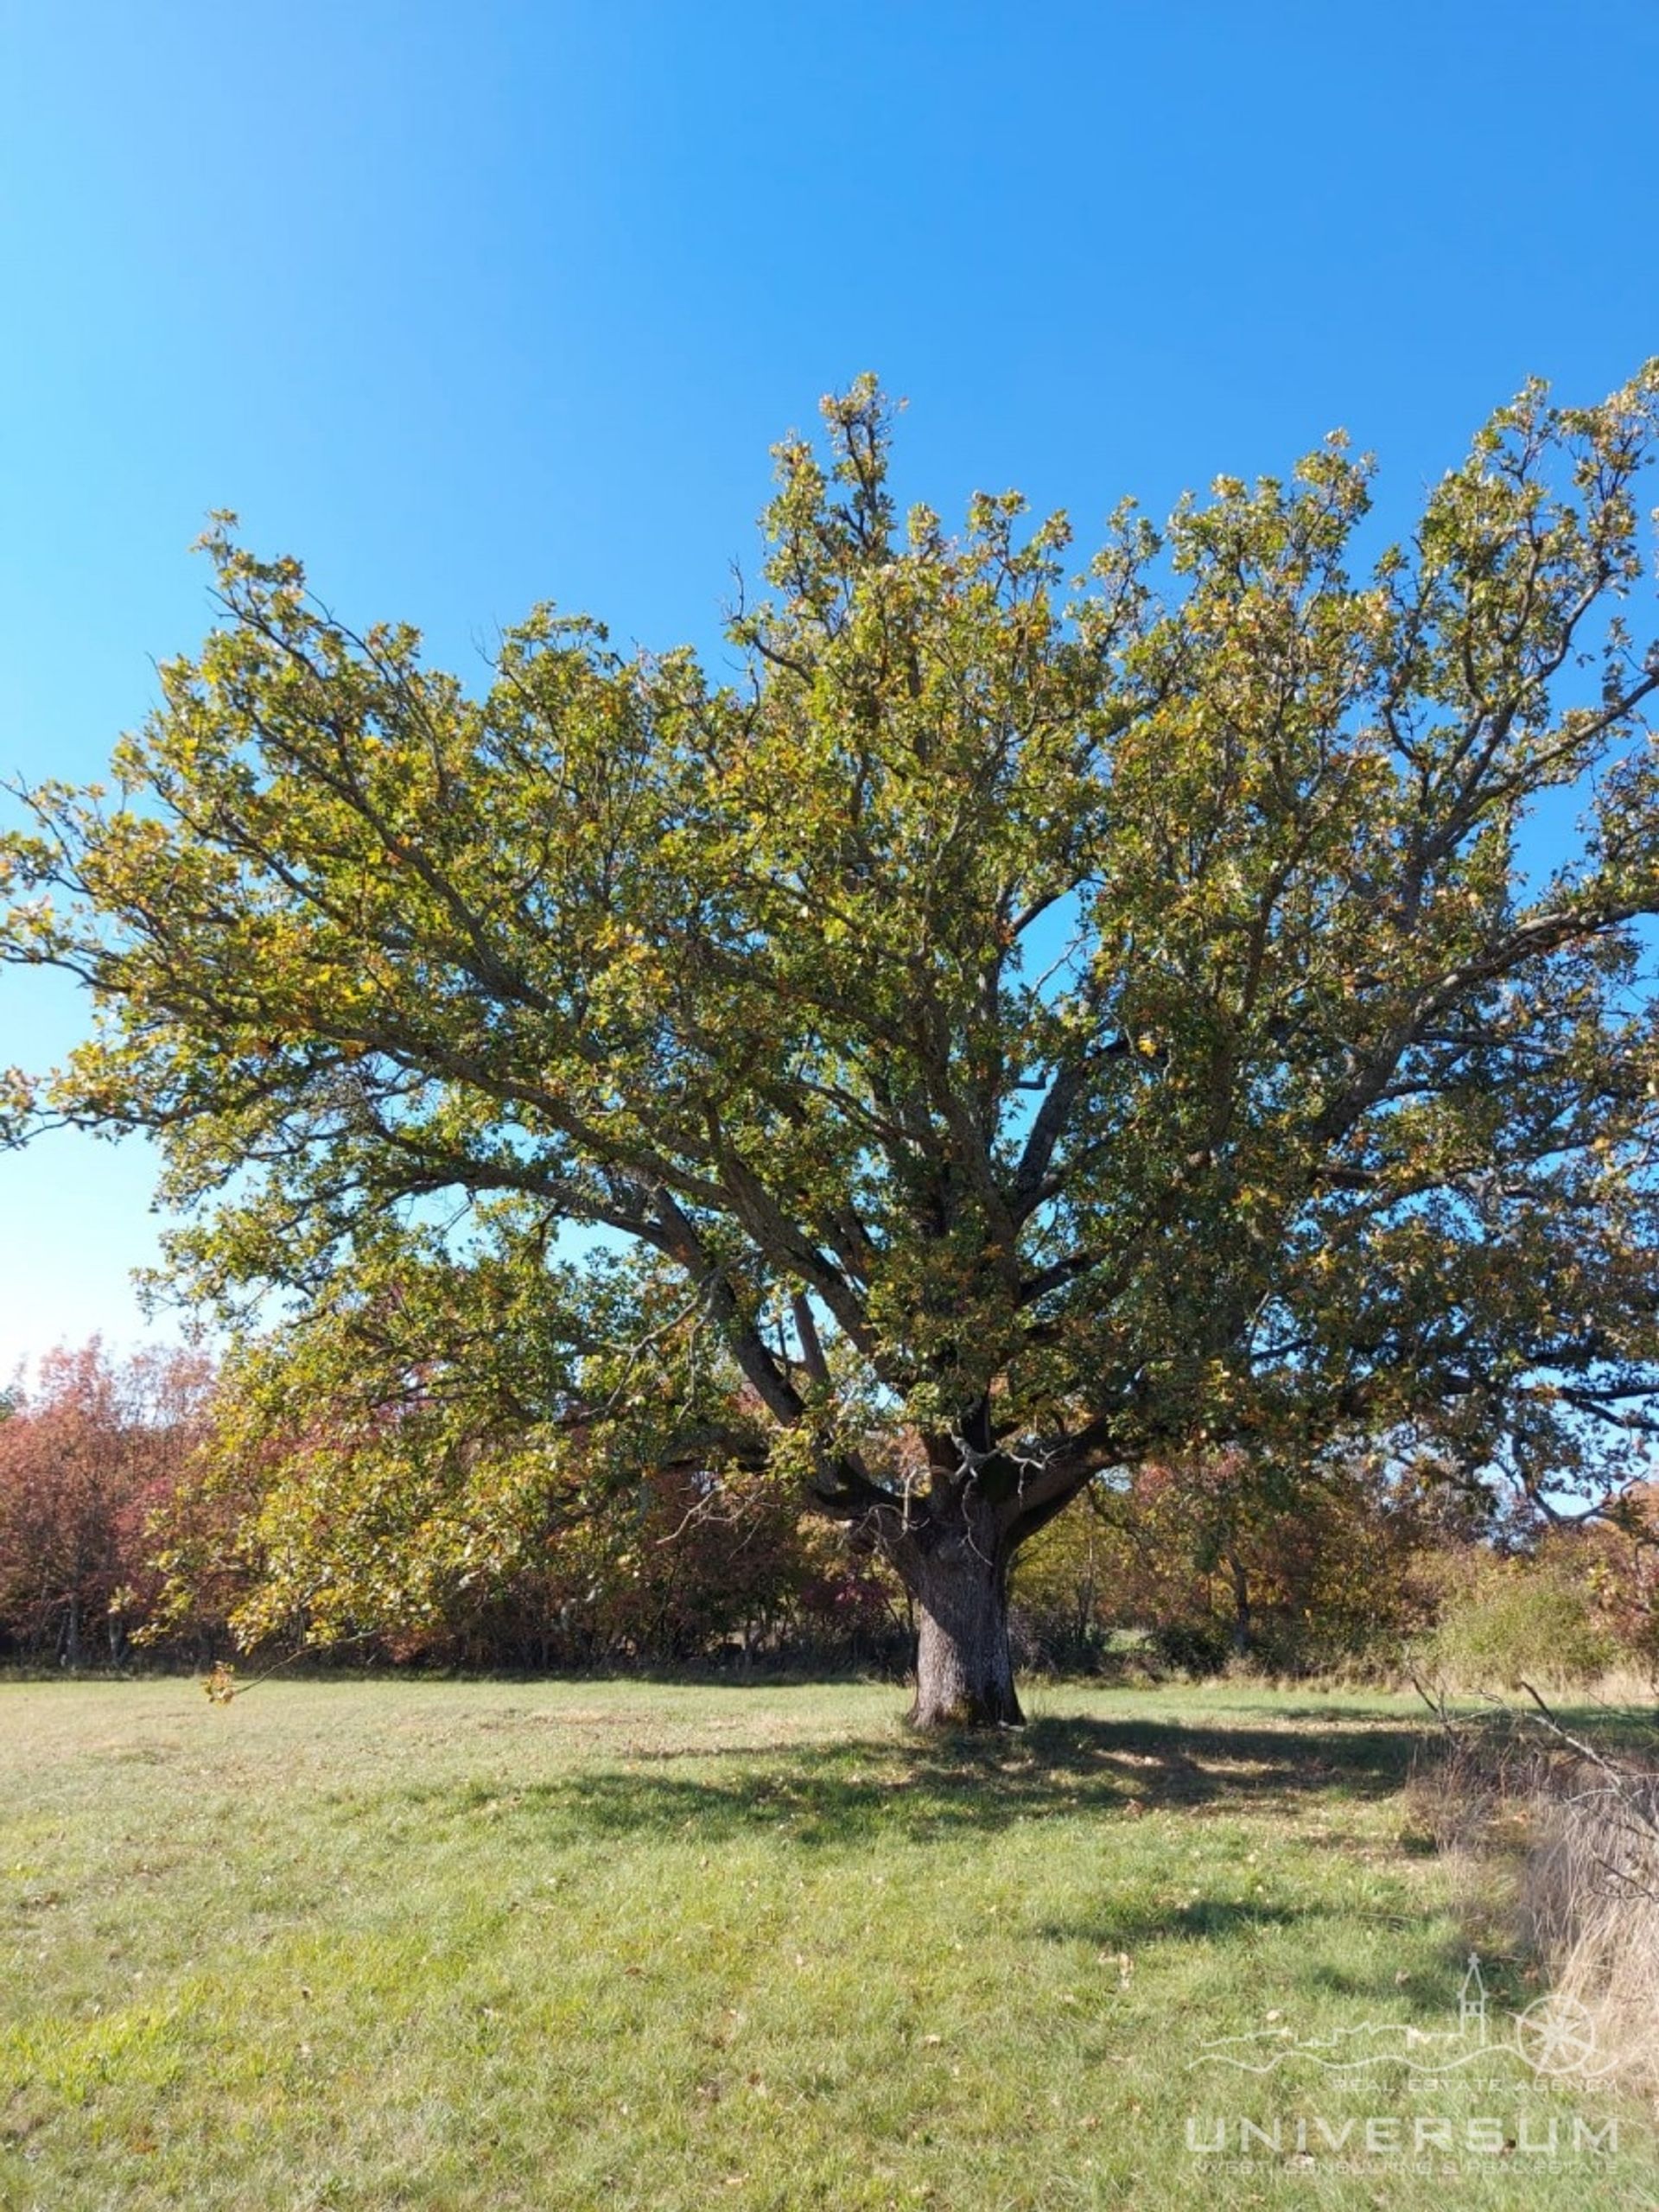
top-left (0, 1340), bottom-right (213, 1665)
top-left (1541, 1491), bottom-right (1659, 1682)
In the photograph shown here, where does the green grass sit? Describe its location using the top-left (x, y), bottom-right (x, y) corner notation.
top-left (2, 1676), bottom-right (1652, 2209)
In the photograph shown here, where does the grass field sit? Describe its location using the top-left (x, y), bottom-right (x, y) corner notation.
top-left (2, 1676), bottom-right (1652, 2209)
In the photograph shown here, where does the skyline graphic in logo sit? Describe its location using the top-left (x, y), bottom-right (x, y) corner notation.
top-left (1187, 1953), bottom-right (1612, 2082)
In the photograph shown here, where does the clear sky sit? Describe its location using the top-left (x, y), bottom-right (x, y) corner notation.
top-left (2, 0), bottom-right (1656, 1374)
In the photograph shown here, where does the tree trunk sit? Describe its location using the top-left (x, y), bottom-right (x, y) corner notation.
top-left (1228, 1552), bottom-right (1251, 1658)
top-left (906, 1540), bottom-right (1023, 1730)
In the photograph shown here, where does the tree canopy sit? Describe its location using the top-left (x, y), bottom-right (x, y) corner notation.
top-left (6, 368), bottom-right (1659, 1721)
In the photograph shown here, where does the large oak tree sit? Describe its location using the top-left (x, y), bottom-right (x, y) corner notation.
top-left (7, 371), bottom-right (1659, 1722)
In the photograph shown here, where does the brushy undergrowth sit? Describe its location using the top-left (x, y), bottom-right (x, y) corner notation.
top-left (1461, 1697), bottom-right (1659, 2107)
top-left (1521, 1762), bottom-right (1659, 2106)
top-left (3, 1678), bottom-right (1651, 2209)
top-left (1407, 1687), bottom-right (1659, 2119)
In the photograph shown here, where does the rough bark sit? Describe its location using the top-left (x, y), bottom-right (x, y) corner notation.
top-left (902, 1526), bottom-right (1023, 1730)
top-left (869, 1431), bottom-right (1106, 1728)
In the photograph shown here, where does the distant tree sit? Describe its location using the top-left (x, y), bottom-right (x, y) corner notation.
top-left (1073, 1449), bottom-right (1436, 1672)
top-left (8, 368), bottom-right (1659, 1723)
top-left (1008, 1449), bottom-right (1425, 1675)
top-left (0, 1341), bottom-right (211, 1664)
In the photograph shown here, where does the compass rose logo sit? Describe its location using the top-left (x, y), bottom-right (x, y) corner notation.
top-left (1514, 1993), bottom-right (1605, 2079)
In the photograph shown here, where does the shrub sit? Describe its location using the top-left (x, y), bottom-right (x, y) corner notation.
top-left (1423, 1557), bottom-right (1619, 1692)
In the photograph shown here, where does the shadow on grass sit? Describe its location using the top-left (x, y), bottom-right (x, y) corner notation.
top-left (1039, 1894), bottom-right (1306, 1948)
top-left (391, 1711), bottom-right (1420, 1852)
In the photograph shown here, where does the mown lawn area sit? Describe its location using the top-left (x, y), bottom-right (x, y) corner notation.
top-left (1, 1677), bottom-right (1650, 2209)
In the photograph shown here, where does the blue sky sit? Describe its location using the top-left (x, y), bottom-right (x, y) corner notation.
top-left (2, 0), bottom-right (1657, 1372)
